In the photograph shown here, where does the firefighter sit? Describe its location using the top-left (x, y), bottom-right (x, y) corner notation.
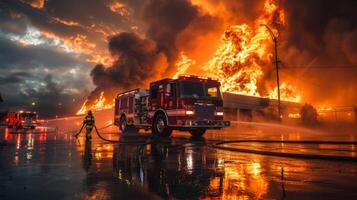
top-left (83, 110), bottom-right (95, 140)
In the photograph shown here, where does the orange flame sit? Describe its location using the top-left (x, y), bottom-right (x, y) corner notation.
top-left (177, 0), bottom-right (301, 102)
top-left (173, 52), bottom-right (196, 79)
top-left (269, 83), bottom-right (301, 102)
top-left (77, 0), bottom-right (301, 115)
top-left (76, 92), bottom-right (114, 115)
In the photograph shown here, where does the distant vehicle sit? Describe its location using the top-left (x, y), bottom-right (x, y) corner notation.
top-left (114, 75), bottom-right (230, 137)
top-left (6, 111), bottom-right (38, 129)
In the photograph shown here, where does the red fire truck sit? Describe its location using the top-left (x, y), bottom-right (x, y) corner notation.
top-left (6, 111), bottom-right (38, 129)
top-left (114, 75), bottom-right (230, 137)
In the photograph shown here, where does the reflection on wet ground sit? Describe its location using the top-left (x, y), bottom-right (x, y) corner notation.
top-left (223, 142), bottom-right (357, 157)
top-left (1, 116), bottom-right (357, 199)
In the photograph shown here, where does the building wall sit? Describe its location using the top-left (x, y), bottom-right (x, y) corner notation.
top-left (222, 92), bottom-right (302, 122)
top-left (318, 107), bottom-right (357, 123)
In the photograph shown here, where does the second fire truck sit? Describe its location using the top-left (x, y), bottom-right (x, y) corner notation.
top-left (114, 75), bottom-right (230, 137)
top-left (6, 111), bottom-right (38, 129)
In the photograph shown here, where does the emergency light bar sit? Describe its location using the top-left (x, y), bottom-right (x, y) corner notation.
top-left (177, 74), bottom-right (218, 81)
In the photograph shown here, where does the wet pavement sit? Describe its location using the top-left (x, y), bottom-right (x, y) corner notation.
top-left (1, 112), bottom-right (357, 199)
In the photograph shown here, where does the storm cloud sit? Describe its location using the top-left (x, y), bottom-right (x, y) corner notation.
top-left (0, 0), bottom-right (136, 117)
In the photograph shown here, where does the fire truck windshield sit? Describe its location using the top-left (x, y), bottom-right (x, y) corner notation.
top-left (19, 113), bottom-right (37, 119)
top-left (179, 80), bottom-right (221, 99)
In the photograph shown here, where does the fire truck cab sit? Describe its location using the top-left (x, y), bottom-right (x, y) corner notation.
top-left (6, 111), bottom-right (38, 129)
top-left (114, 75), bottom-right (230, 137)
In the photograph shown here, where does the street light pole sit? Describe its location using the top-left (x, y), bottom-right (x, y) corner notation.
top-left (261, 24), bottom-right (281, 120)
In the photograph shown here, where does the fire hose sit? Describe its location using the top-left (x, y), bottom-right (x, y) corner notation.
top-left (74, 123), bottom-right (154, 145)
top-left (210, 140), bottom-right (357, 162)
top-left (72, 124), bottom-right (357, 162)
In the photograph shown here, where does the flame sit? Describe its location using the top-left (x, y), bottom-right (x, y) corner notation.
top-left (76, 92), bottom-right (114, 115)
top-left (316, 105), bottom-right (334, 113)
top-left (176, 0), bottom-right (301, 102)
top-left (288, 113), bottom-right (301, 119)
top-left (77, 0), bottom-right (301, 115)
top-left (269, 83), bottom-right (301, 102)
top-left (173, 52), bottom-right (196, 79)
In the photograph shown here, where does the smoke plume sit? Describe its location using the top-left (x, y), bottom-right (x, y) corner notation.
top-left (88, 32), bottom-right (168, 102)
top-left (280, 0), bottom-right (357, 105)
top-left (88, 0), bottom-right (218, 104)
top-left (87, 0), bottom-right (357, 106)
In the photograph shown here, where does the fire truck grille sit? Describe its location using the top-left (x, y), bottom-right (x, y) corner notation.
top-left (194, 104), bottom-right (215, 120)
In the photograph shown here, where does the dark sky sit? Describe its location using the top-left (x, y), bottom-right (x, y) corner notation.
top-left (0, 0), bottom-right (356, 118)
top-left (0, 0), bottom-right (138, 117)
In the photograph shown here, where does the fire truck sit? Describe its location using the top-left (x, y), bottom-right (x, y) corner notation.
top-left (6, 111), bottom-right (38, 129)
top-left (114, 75), bottom-right (230, 137)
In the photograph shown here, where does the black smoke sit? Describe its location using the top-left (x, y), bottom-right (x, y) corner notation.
top-left (279, 0), bottom-right (357, 104)
top-left (142, 0), bottom-right (199, 65)
top-left (281, 0), bottom-right (357, 66)
top-left (88, 0), bottom-right (218, 103)
top-left (87, 32), bottom-right (168, 102)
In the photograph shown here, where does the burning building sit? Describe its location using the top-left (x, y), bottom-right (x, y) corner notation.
top-left (77, 0), bottom-right (301, 116)
top-left (1, 0), bottom-right (356, 118)
top-left (75, 0), bottom-right (356, 124)
top-left (222, 92), bottom-right (301, 122)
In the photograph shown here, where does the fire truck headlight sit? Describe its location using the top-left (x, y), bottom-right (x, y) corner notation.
top-left (185, 110), bottom-right (195, 115)
top-left (215, 111), bottom-right (224, 116)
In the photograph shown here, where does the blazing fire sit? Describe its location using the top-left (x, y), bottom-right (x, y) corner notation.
top-left (76, 0), bottom-right (301, 115)
top-left (76, 92), bottom-right (114, 115)
top-left (269, 83), bottom-right (301, 103)
top-left (173, 52), bottom-right (196, 79)
top-left (192, 0), bottom-right (301, 102)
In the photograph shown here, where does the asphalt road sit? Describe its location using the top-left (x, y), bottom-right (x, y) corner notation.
top-left (1, 110), bottom-right (357, 200)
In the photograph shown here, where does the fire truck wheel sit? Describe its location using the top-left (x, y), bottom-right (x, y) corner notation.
top-left (120, 116), bottom-right (138, 134)
top-left (189, 128), bottom-right (206, 138)
top-left (152, 113), bottom-right (172, 137)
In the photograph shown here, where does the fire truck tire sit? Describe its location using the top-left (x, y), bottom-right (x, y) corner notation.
top-left (119, 116), bottom-right (138, 134)
top-left (189, 128), bottom-right (206, 137)
top-left (152, 113), bottom-right (172, 137)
